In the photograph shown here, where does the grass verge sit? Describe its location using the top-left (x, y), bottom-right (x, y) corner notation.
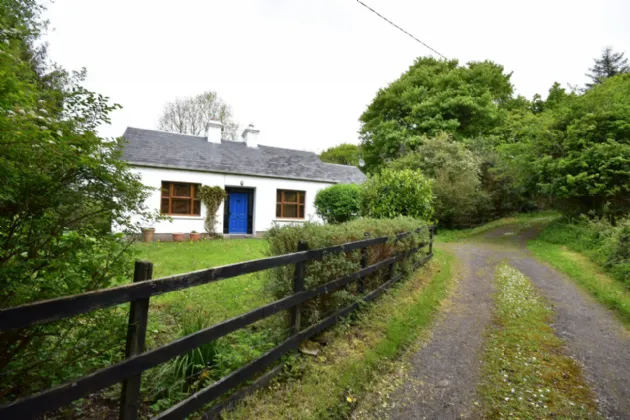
top-left (528, 240), bottom-right (630, 327)
top-left (222, 249), bottom-right (456, 419)
top-left (477, 263), bottom-right (598, 419)
top-left (436, 211), bottom-right (559, 243)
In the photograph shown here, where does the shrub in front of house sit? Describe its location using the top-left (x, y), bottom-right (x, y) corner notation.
top-left (360, 168), bottom-right (434, 220)
top-left (314, 184), bottom-right (361, 224)
top-left (264, 217), bottom-right (429, 328)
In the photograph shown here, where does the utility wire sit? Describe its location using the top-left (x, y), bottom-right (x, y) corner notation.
top-left (355, 0), bottom-right (448, 60)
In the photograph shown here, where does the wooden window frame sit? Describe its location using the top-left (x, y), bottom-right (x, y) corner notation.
top-left (161, 181), bottom-right (201, 216)
top-left (276, 189), bottom-right (305, 219)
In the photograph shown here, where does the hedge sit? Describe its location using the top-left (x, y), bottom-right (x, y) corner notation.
top-left (264, 217), bottom-right (430, 328)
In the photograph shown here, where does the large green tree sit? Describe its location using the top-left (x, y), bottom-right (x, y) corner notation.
top-left (0, 0), bottom-right (155, 400)
top-left (359, 57), bottom-right (514, 171)
top-left (586, 47), bottom-right (629, 89)
top-left (504, 74), bottom-right (630, 219)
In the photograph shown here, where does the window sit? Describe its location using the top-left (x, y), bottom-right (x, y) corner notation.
top-left (276, 189), bottom-right (305, 219)
top-left (160, 182), bottom-right (201, 216)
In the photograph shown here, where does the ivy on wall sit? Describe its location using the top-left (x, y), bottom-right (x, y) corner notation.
top-left (198, 186), bottom-right (227, 236)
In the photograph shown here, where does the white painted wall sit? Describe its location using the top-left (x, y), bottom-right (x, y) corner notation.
top-left (132, 166), bottom-right (332, 234)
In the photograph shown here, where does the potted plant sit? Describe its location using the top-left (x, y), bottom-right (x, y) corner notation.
top-left (141, 227), bottom-right (155, 243)
top-left (172, 232), bottom-right (185, 242)
top-left (190, 230), bottom-right (201, 241)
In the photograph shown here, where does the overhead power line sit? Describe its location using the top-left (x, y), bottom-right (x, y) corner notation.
top-left (355, 0), bottom-right (448, 60)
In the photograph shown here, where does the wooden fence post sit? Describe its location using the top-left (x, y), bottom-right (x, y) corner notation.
top-left (388, 235), bottom-right (399, 282)
top-left (429, 225), bottom-right (434, 256)
top-left (119, 261), bottom-right (153, 420)
top-left (359, 232), bottom-right (370, 293)
top-left (290, 241), bottom-right (308, 336)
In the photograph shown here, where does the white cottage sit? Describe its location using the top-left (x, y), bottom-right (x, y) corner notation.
top-left (122, 122), bottom-right (366, 239)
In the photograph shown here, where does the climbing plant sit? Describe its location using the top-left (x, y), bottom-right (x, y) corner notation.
top-left (198, 186), bottom-right (227, 236)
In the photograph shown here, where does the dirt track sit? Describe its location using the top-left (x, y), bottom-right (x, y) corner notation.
top-left (384, 226), bottom-right (630, 419)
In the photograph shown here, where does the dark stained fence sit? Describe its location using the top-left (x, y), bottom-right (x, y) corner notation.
top-left (0, 226), bottom-right (434, 419)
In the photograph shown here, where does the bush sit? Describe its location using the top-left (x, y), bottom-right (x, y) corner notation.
top-left (539, 216), bottom-right (630, 287)
top-left (432, 169), bottom-right (492, 228)
top-left (388, 134), bottom-right (490, 228)
top-left (360, 169), bottom-right (433, 220)
top-left (264, 217), bottom-right (430, 328)
top-left (314, 184), bottom-right (361, 224)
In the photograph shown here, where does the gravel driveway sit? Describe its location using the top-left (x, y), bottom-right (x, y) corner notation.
top-left (384, 226), bottom-right (630, 419)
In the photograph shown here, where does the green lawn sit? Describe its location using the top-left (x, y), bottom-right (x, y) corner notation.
top-left (132, 239), bottom-right (271, 349)
top-left (134, 238), bottom-right (268, 278)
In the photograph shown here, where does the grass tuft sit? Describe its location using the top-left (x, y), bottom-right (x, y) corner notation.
top-left (477, 263), bottom-right (599, 419)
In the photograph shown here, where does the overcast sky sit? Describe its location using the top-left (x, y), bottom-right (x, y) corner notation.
top-left (44, 0), bottom-right (629, 152)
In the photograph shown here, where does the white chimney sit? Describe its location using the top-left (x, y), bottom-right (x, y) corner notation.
top-left (242, 124), bottom-right (260, 148)
top-left (206, 120), bottom-right (223, 143)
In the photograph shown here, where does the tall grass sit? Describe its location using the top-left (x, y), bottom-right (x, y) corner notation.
top-left (144, 312), bottom-right (281, 414)
top-left (537, 216), bottom-right (630, 287)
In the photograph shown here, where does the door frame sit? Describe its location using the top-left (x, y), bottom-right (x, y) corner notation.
top-left (223, 187), bottom-right (255, 235)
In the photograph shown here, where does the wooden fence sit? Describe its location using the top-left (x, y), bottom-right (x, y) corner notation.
top-left (0, 226), bottom-right (434, 419)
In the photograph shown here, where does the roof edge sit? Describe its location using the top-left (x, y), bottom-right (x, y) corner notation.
top-left (126, 161), bottom-right (340, 184)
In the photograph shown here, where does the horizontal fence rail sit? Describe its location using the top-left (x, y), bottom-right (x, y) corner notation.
top-left (0, 226), bottom-right (434, 419)
top-left (0, 230), bottom-right (419, 331)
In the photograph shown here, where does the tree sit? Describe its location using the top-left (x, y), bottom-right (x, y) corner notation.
top-left (320, 143), bottom-right (361, 166)
top-left (0, 0), bottom-right (155, 400)
top-left (388, 134), bottom-right (489, 227)
top-left (586, 47), bottom-right (630, 88)
top-left (359, 57), bottom-right (514, 171)
top-left (503, 73), bottom-right (630, 219)
top-left (158, 91), bottom-right (239, 140)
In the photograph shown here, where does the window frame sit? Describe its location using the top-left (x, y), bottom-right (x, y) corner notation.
top-left (160, 181), bottom-right (201, 216)
top-left (276, 189), bottom-right (306, 219)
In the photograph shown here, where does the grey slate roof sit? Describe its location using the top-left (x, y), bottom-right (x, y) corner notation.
top-left (122, 127), bottom-right (366, 184)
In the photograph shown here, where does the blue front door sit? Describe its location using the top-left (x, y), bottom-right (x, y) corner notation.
top-left (228, 193), bottom-right (248, 234)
